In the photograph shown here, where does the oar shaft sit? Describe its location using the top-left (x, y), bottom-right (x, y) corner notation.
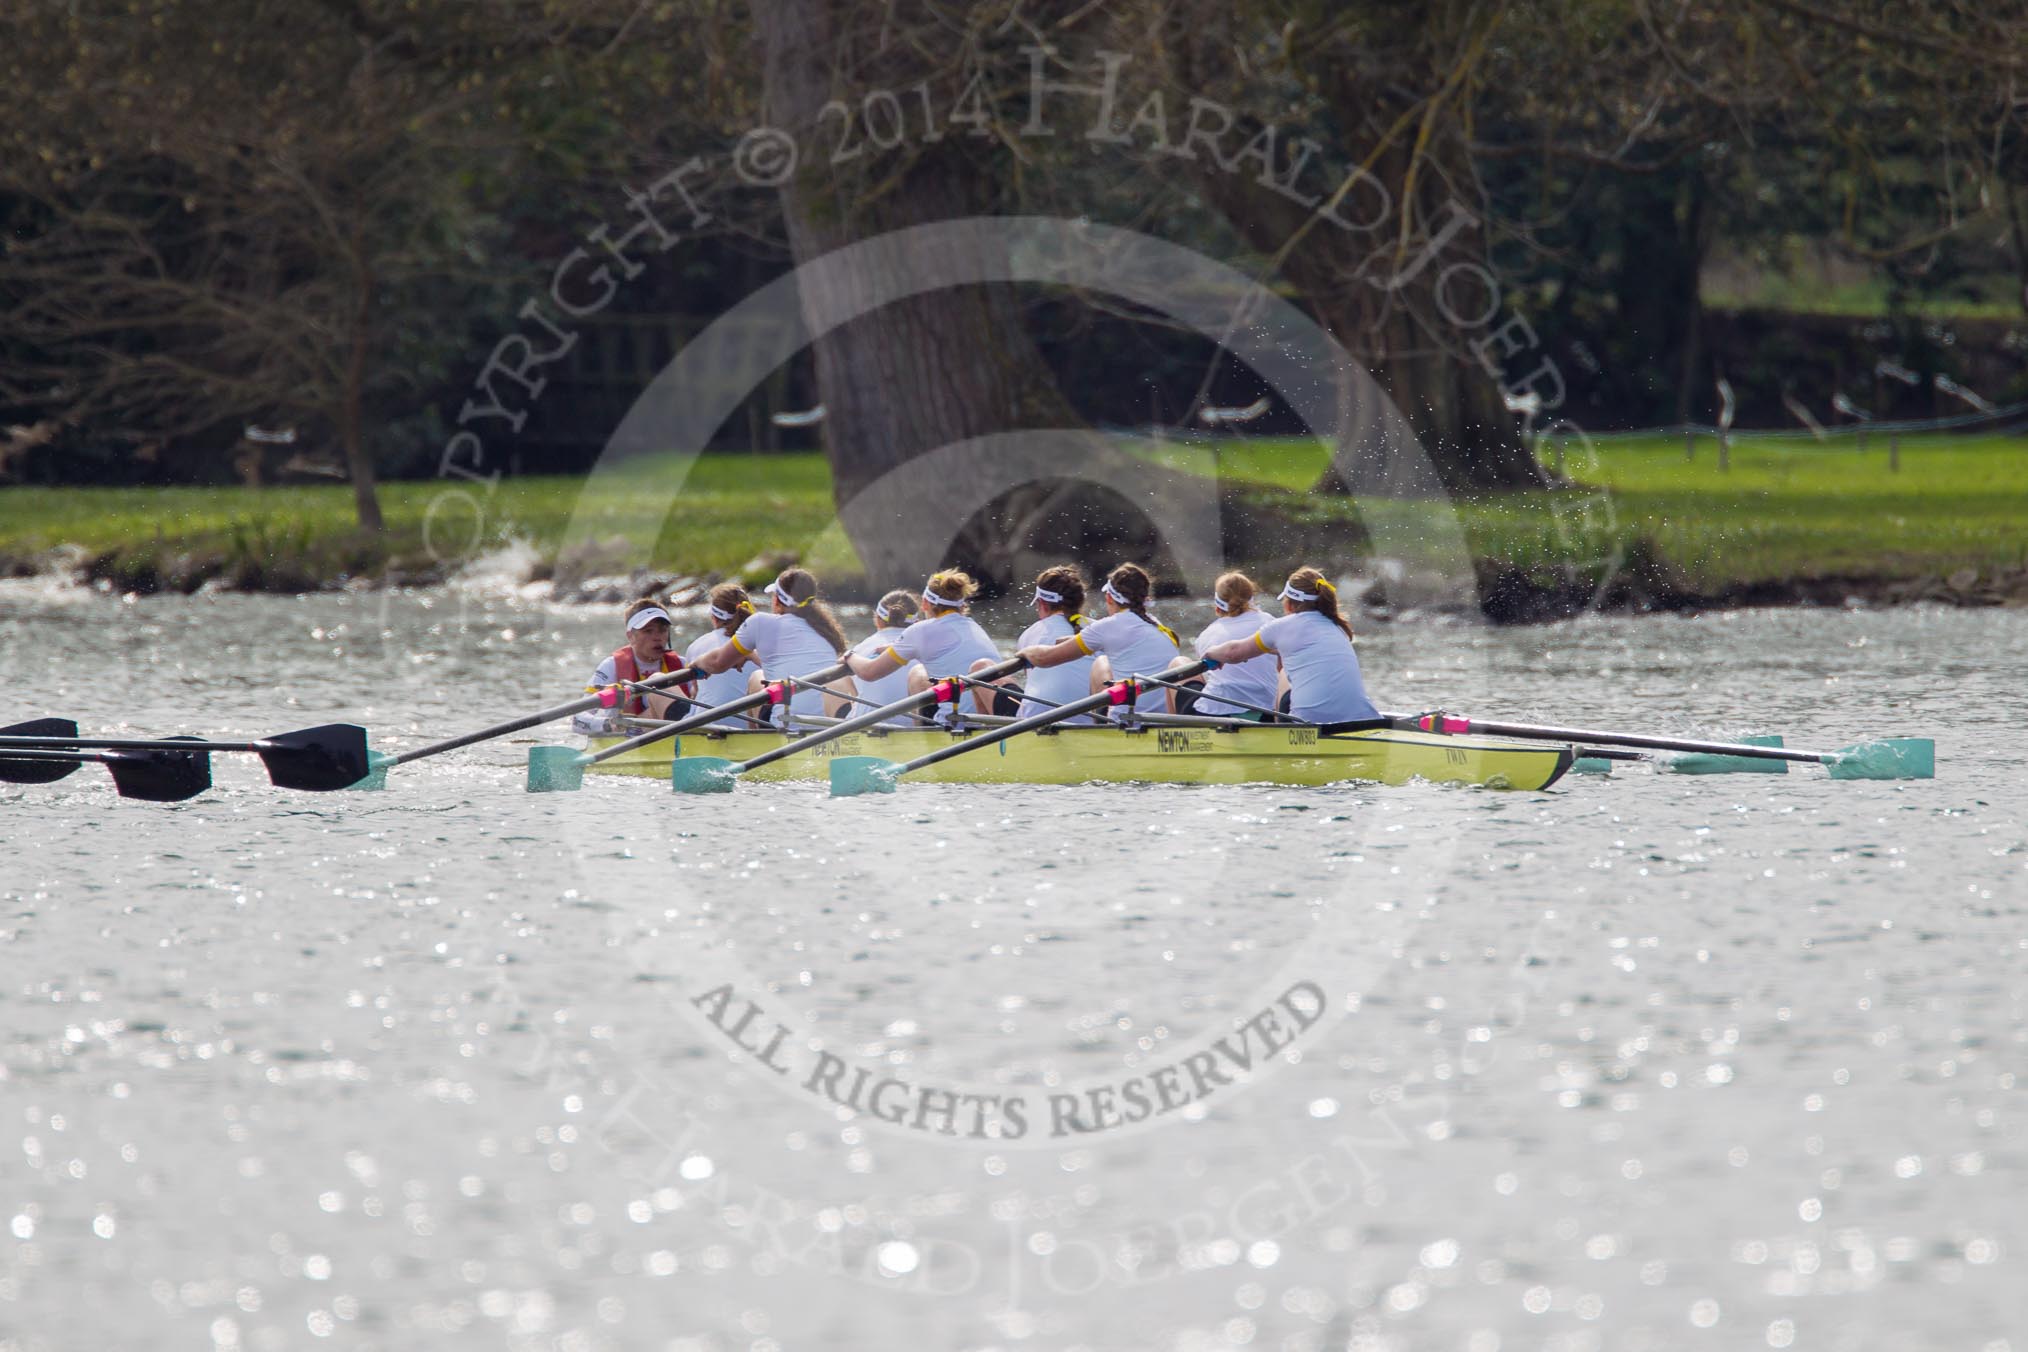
top-left (895, 661), bottom-right (1212, 777)
top-left (589, 661), bottom-right (853, 764)
top-left (390, 665), bottom-right (700, 766)
top-left (1130, 671), bottom-right (1286, 723)
top-left (735, 657), bottom-right (1029, 773)
top-left (1387, 711), bottom-right (1825, 763)
top-left (0, 735), bottom-right (254, 753)
top-left (0, 747), bottom-right (131, 765)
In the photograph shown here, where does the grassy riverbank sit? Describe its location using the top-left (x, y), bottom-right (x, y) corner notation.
top-left (1143, 429), bottom-right (2028, 590)
top-left (3, 430), bottom-right (2024, 600)
top-left (0, 453), bottom-right (851, 591)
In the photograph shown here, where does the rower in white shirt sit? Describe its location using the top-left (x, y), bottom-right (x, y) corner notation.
top-left (1200, 565), bottom-right (1380, 725)
top-left (1015, 562), bottom-right (1179, 716)
top-left (681, 583), bottom-right (758, 728)
top-left (839, 588), bottom-right (927, 726)
top-left (844, 570), bottom-right (1005, 718)
top-left (689, 567), bottom-right (852, 724)
top-left (1004, 564), bottom-right (1096, 722)
top-left (1178, 571), bottom-right (1278, 719)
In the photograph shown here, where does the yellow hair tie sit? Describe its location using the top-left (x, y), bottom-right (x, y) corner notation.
top-left (1315, 578), bottom-right (1336, 594)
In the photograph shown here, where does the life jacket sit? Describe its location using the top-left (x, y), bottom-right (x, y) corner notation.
top-left (611, 646), bottom-right (692, 714)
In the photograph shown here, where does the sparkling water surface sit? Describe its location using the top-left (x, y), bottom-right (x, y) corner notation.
top-left (2, 585), bottom-right (2024, 1352)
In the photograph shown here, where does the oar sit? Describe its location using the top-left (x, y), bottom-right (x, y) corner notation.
top-left (1571, 747), bottom-right (1642, 775)
top-left (1572, 737), bottom-right (1802, 776)
top-left (1393, 712), bottom-right (1933, 780)
top-left (0, 739), bottom-right (212, 802)
top-left (670, 656), bottom-right (1029, 794)
top-left (831, 660), bottom-right (1212, 797)
top-left (352, 664), bottom-right (703, 789)
top-left (526, 660), bottom-right (853, 792)
top-left (0, 719), bottom-right (84, 784)
top-left (0, 721), bottom-right (370, 791)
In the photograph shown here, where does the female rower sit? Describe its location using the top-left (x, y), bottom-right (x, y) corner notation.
top-left (1010, 564), bottom-right (1094, 722)
top-left (844, 570), bottom-right (1004, 717)
top-left (841, 588), bottom-right (927, 726)
top-left (690, 567), bottom-right (850, 723)
top-left (682, 583), bottom-right (757, 727)
top-left (1015, 562), bottom-right (1178, 716)
top-left (582, 596), bottom-right (696, 727)
top-left (1178, 571), bottom-right (1278, 719)
top-left (1199, 566), bottom-right (1379, 724)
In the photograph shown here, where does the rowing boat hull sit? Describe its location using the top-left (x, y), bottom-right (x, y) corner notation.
top-left (583, 724), bottom-right (1573, 790)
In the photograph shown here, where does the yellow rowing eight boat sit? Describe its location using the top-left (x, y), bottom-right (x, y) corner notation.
top-left (584, 722), bottom-right (1574, 790)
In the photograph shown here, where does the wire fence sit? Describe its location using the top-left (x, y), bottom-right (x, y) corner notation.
top-left (1578, 399), bottom-right (2028, 446)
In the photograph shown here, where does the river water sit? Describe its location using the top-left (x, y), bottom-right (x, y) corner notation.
top-left (2, 584), bottom-right (2024, 1352)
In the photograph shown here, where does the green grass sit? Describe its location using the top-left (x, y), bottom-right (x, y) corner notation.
top-left (4, 431), bottom-right (2024, 593)
top-left (1137, 430), bottom-right (2028, 588)
top-left (0, 451), bottom-right (854, 582)
top-left (1703, 276), bottom-right (2024, 322)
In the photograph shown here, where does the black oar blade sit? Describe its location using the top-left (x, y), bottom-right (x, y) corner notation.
top-left (104, 745), bottom-right (212, 802)
top-left (2, 718), bottom-right (82, 740)
top-left (0, 753), bottom-right (86, 785)
top-left (0, 719), bottom-right (86, 783)
top-left (256, 724), bottom-right (372, 791)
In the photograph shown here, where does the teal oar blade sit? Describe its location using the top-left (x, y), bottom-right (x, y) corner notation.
top-left (831, 661), bottom-right (1213, 796)
top-left (830, 756), bottom-right (901, 797)
top-left (1826, 738), bottom-right (1935, 780)
top-left (554, 660), bottom-right (853, 793)
top-left (669, 756), bottom-right (738, 795)
top-left (527, 745), bottom-right (592, 793)
top-left (713, 654), bottom-right (1031, 788)
top-left (348, 750), bottom-right (397, 791)
top-left (1666, 734), bottom-right (1788, 775)
top-left (1573, 747), bottom-right (1642, 775)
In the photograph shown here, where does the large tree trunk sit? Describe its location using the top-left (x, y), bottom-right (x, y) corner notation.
top-left (1616, 172), bottom-right (1709, 426)
top-left (340, 224), bottom-right (385, 534)
top-left (1192, 163), bottom-right (1542, 497)
top-left (1162, 4), bottom-right (1545, 497)
top-left (751, 0), bottom-right (1121, 586)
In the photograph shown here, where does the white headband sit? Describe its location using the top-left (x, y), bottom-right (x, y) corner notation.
top-left (1103, 580), bottom-right (1130, 606)
top-left (1031, 586), bottom-right (1063, 605)
top-left (627, 606), bottom-right (672, 630)
top-left (1213, 596), bottom-right (1233, 613)
top-left (923, 578), bottom-right (966, 608)
top-left (765, 580), bottom-right (811, 607)
top-left (709, 604), bottom-right (735, 621)
top-left (1279, 583), bottom-right (1317, 603)
top-left (874, 601), bottom-right (896, 621)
